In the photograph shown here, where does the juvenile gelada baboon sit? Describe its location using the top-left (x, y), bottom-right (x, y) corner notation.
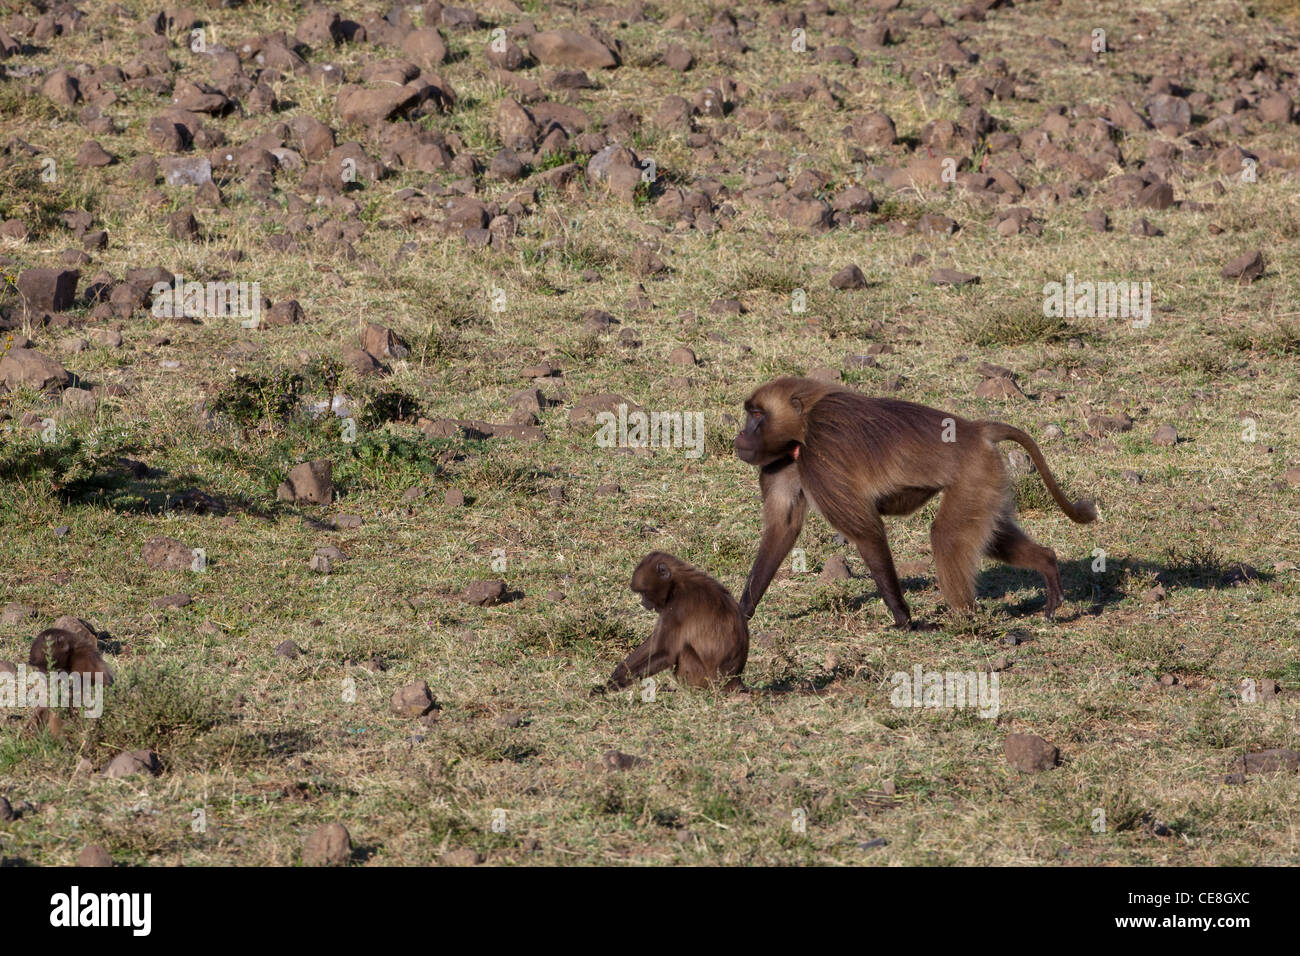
top-left (29, 627), bottom-right (114, 686)
top-left (595, 551), bottom-right (749, 693)
top-left (734, 377), bottom-right (1096, 626)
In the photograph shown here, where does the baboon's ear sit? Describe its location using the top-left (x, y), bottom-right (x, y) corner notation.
top-left (790, 396), bottom-right (803, 415)
top-left (656, 561), bottom-right (671, 580)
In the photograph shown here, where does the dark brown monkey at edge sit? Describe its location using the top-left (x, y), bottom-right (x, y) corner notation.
top-left (734, 377), bottom-right (1097, 627)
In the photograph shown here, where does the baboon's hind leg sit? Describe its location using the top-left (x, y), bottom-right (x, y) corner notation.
top-left (674, 645), bottom-right (714, 689)
top-left (985, 515), bottom-right (1065, 618)
top-left (930, 477), bottom-right (1003, 614)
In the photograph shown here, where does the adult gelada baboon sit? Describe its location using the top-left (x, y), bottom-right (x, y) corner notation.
top-left (734, 377), bottom-right (1096, 626)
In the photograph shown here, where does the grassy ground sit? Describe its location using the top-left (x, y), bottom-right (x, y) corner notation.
top-left (1, 0), bottom-right (1298, 865)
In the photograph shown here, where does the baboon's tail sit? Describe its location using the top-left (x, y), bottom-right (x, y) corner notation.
top-left (982, 422), bottom-right (1098, 524)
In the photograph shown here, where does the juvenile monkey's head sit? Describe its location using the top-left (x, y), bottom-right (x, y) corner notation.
top-left (735, 377), bottom-right (827, 467)
top-left (631, 551), bottom-right (688, 611)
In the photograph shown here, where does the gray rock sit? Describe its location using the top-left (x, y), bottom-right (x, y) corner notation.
top-left (102, 749), bottom-right (161, 779)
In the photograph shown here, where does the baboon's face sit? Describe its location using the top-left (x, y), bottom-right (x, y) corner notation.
top-left (735, 381), bottom-right (805, 467)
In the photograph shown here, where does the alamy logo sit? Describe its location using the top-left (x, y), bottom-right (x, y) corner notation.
top-left (0, 664), bottom-right (104, 717)
top-left (595, 404), bottom-right (705, 458)
top-left (1042, 274), bottom-right (1151, 327)
top-left (50, 886), bottom-right (151, 936)
top-left (890, 664), bottom-right (1000, 718)
top-left (151, 275), bottom-right (261, 322)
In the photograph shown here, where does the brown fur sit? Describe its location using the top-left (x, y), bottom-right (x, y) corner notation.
top-left (597, 552), bottom-right (749, 692)
top-left (28, 628), bottom-right (114, 686)
top-left (735, 377), bottom-right (1097, 625)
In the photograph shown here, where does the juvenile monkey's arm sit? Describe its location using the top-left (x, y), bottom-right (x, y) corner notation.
top-left (602, 626), bottom-right (675, 690)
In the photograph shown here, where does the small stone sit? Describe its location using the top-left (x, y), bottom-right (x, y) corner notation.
top-left (0, 347), bottom-right (70, 390)
top-left (819, 555), bottom-right (852, 582)
top-left (975, 377), bottom-right (1025, 400)
top-left (1004, 734), bottom-right (1058, 772)
top-left (440, 847), bottom-right (483, 866)
top-left (361, 323), bottom-right (409, 360)
top-left (521, 360), bottom-right (560, 379)
top-left (602, 749), bottom-right (645, 771)
top-left (77, 845), bottom-right (113, 867)
top-left (1258, 93), bottom-right (1294, 125)
top-left (461, 580), bottom-right (506, 606)
top-left (75, 140), bottom-right (114, 168)
top-left (16, 269), bottom-right (79, 313)
top-left (102, 749), bottom-right (161, 779)
top-left (141, 536), bottom-right (195, 571)
top-left (167, 210), bottom-right (200, 241)
top-left (1242, 749), bottom-right (1300, 774)
top-left (63, 387), bottom-right (96, 413)
top-left (302, 823), bottom-right (351, 866)
top-left (266, 301), bottom-right (304, 326)
top-left (1221, 250), bottom-right (1264, 283)
top-left (344, 347), bottom-right (383, 376)
top-left (917, 213), bottom-right (957, 236)
top-left (931, 268), bottom-right (980, 286)
top-left (283, 460), bottom-right (334, 505)
top-left (391, 681), bottom-right (436, 717)
top-left (314, 545), bottom-right (347, 563)
top-left (42, 70), bottom-right (81, 107)
top-left (1086, 411), bottom-right (1134, 434)
top-left (1136, 181), bottom-right (1174, 210)
top-left (830, 264), bottom-right (867, 290)
top-left (1152, 424), bottom-right (1177, 446)
top-left (529, 30), bottom-right (619, 70)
